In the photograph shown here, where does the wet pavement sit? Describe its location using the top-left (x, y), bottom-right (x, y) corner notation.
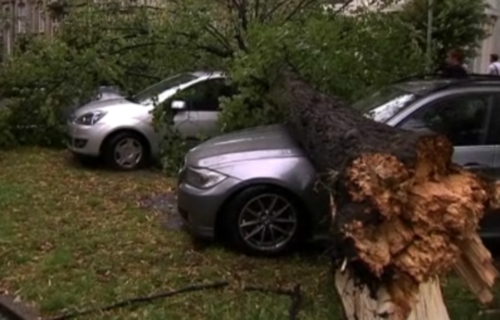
top-left (139, 192), bottom-right (185, 231)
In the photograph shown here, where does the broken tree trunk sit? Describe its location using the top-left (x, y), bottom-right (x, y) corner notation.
top-left (270, 69), bottom-right (500, 320)
top-left (334, 271), bottom-right (449, 320)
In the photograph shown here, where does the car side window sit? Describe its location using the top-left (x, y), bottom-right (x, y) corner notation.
top-left (399, 93), bottom-right (493, 146)
top-left (182, 79), bottom-right (236, 111)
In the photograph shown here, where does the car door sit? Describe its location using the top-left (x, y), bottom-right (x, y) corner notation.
top-left (173, 78), bottom-right (235, 138)
top-left (477, 92), bottom-right (500, 238)
top-left (398, 91), bottom-right (500, 237)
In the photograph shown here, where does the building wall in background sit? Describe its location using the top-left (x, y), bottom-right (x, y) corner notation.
top-left (0, 0), bottom-right (56, 57)
top-left (0, 0), bottom-right (160, 59)
top-left (472, 0), bottom-right (500, 73)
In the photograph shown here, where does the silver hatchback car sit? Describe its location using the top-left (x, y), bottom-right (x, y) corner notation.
top-left (67, 71), bottom-right (233, 170)
top-left (178, 76), bottom-right (500, 256)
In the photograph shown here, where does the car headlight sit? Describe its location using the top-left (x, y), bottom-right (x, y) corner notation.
top-left (185, 167), bottom-right (227, 189)
top-left (74, 111), bottom-right (107, 125)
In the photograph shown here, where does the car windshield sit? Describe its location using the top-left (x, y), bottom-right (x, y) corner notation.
top-left (352, 85), bottom-right (417, 123)
top-left (132, 73), bottom-right (198, 104)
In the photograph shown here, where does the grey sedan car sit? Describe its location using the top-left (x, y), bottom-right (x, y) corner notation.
top-left (177, 75), bottom-right (500, 256)
top-left (67, 71), bottom-right (233, 170)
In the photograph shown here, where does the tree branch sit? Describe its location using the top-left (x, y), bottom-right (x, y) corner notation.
top-left (230, 0), bottom-right (249, 52)
top-left (124, 71), bottom-right (161, 81)
top-left (263, 0), bottom-right (289, 22)
top-left (176, 31), bottom-right (235, 57)
top-left (203, 23), bottom-right (233, 52)
top-left (333, 0), bottom-right (356, 15)
top-left (239, 0), bottom-right (249, 31)
top-left (48, 281), bottom-right (229, 320)
top-left (283, 0), bottom-right (318, 23)
top-left (197, 44), bottom-right (234, 58)
top-left (109, 40), bottom-right (233, 58)
top-left (254, 0), bottom-right (260, 19)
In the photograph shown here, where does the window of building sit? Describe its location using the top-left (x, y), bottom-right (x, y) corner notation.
top-left (17, 2), bottom-right (26, 33)
top-left (39, 7), bottom-right (45, 33)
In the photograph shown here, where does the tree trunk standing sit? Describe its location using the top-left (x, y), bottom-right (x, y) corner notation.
top-left (269, 69), bottom-right (499, 319)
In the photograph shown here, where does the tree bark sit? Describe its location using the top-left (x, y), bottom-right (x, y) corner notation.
top-left (270, 68), bottom-right (500, 319)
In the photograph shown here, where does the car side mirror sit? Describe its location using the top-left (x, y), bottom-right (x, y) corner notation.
top-left (171, 100), bottom-right (187, 110)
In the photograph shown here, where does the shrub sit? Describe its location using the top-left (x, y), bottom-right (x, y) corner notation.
top-left (400, 0), bottom-right (492, 67)
top-left (0, 0), bottom-right (492, 176)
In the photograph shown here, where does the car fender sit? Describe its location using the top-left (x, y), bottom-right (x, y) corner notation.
top-left (213, 157), bottom-right (330, 233)
top-left (100, 123), bottom-right (156, 157)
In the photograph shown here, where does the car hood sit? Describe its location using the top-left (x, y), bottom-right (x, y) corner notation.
top-left (72, 97), bottom-right (146, 118)
top-left (187, 125), bottom-right (304, 168)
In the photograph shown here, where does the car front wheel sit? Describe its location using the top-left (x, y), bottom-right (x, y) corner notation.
top-left (223, 186), bottom-right (305, 256)
top-left (103, 131), bottom-right (148, 171)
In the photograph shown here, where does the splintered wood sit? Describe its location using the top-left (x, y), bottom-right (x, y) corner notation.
top-left (342, 134), bottom-right (499, 319)
top-left (335, 271), bottom-right (450, 320)
top-left (272, 68), bottom-right (500, 320)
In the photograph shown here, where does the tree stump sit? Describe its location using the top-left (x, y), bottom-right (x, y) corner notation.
top-left (335, 271), bottom-right (449, 320)
top-left (270, 69), bottom-right (500, 319)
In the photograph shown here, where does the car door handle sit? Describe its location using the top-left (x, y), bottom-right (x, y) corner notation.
top-left (463, 162), bottom-right (490, 170)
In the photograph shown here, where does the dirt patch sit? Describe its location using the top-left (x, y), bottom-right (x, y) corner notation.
top-left (139, 192), bottom-right (185, 231)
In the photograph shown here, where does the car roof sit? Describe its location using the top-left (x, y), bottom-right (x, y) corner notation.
top-left (394, 74), bottom-right (500, 96)
top-left (396, 79), bottom-right (454, 94)
top-left (190, 71), bottom-right (226, 78)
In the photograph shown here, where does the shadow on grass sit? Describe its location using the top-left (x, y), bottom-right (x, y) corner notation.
top-left (64, 153), bottom-right (109, 171)
top-left (139, 192), bottom-right (330, 262)
top-left (64, 151), bottom-right (164, 173)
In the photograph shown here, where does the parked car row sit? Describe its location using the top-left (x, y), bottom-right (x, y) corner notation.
top-left (67, 73), bottom-right (500, 256)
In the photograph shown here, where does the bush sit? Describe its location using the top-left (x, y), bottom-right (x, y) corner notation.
top-left (0, 0), bottom-right (492, 175)
top-left (149, 3), bottom-right (428, 173)
top-left (217, 9), bottom-right (427, 133)
top-left (0, 1), bottom-right (217, 148)
top-left (400, 0), bottom-right (492, 67)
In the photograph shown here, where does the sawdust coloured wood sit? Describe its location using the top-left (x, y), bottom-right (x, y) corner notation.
top-left (270, 68), bottom-right (500, 319)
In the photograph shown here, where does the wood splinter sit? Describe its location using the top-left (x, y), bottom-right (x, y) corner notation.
top-left (272, 68), bottom-right (500, 320)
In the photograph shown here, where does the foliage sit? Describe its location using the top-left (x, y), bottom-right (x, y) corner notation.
top-left (0, 1), bottom-right (220, 148)
top-left (400, 0), bottom-right (492, 68)
top-left (219, 8), bottom-right (426, 132)
top-left (147, 1), bottom-right (428, 173)
top-left (151, 101), bottom-right (197, 174)
top-left (0, 0), bottom-right (492, 173)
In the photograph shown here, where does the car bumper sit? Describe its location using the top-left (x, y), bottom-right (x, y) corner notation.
top-left (66, 121), bottom-right (107, 157)
top-left (177, 177), bottom-right (241, 240)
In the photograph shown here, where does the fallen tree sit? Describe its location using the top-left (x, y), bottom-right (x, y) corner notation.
top-left (270, 68), bottom-right (500, 319)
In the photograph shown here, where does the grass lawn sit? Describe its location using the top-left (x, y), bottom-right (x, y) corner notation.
top-left (0, 148), bottom-right (498, 319)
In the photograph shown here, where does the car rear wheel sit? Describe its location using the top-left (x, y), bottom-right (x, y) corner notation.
top-left (103, 131), bottom-right (149, 171)
top-left (223, 186), bottom-right (305, 256)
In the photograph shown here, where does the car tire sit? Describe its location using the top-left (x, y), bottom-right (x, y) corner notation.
top-left (102, 131), bottom-right (149, 171)
top-left (222, 185), bottom-right (306, 256)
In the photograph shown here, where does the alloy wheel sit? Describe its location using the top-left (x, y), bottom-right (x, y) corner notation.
top-left (237, 194), bottom-right (298, 252)
top-left (113, 138), bottom-right (143, 169)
